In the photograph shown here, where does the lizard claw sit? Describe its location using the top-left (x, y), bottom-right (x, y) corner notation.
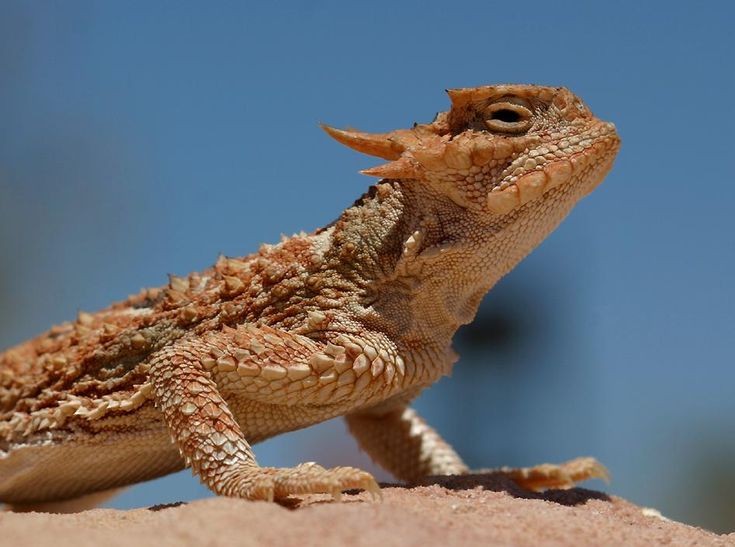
top-left (498, 456), bottom-right (610, 491)
top-left (225, 463), bottom-right (381, 502)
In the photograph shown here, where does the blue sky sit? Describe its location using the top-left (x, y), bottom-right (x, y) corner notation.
top-left (1, 0), bottom-right (733, 532)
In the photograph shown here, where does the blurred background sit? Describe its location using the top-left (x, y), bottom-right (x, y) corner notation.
top-left (1, 0), bottom-right (733, 533)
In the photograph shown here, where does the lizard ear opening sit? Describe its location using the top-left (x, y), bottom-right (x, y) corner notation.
top-left (321, 125), bottom-right (405, 161)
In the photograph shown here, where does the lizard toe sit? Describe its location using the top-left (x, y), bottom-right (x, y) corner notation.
top-left (268, 463), bottom-right (381, 501)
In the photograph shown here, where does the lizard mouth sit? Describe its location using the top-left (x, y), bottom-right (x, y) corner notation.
top-left (485, 125), bottom-right (620, 215)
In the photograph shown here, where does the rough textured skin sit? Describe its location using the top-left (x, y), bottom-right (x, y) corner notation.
top-left (0, 84), bottom-right (620, 506)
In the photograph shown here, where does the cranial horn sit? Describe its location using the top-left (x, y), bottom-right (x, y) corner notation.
top-left (321, 124), bottom-right (405, 160)
top-left (446, 88), bottom-right (477, 108)
top-left (447, 86), bottom-right (503, 109)
top-left (360, 156), bottom-right (423, 179)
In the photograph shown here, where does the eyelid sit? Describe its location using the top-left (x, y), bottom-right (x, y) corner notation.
top-left (483, 101), bottom-right (532, 133)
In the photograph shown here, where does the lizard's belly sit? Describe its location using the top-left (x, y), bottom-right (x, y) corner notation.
top-left (228, 397), bottom-right (355, 444)
top-left (0, 393), bottom-right (398, 505)
top-left (0, 407), bottom-right (182, 505)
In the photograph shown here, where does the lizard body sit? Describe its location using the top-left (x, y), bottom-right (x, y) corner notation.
top-left (0, 84), bottom-right (619, 506)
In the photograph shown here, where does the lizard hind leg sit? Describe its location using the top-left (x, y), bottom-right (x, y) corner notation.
top-left (4, 487), bottom-right (126, 513)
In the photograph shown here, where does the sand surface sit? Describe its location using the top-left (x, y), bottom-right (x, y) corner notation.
top-left (1, 474), bottom-right (732, 547)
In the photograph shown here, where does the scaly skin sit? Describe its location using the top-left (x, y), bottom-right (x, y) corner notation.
top-left (0, 84), bottom-right (620, 507)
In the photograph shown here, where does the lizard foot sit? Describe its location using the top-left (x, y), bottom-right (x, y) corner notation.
top-left (222, 462), bottom-right (382, 502)
top-left (481, 456), bottom-right (610, 491)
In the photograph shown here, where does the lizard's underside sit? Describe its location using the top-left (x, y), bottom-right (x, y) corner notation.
top-left (0, 84), bottom-right (619, 508)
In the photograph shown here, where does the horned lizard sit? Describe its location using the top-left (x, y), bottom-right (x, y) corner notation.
top-left (0, 84), bottom-right (620, 508)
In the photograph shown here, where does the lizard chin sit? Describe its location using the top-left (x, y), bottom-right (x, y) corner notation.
top-left (486, 129), bottom-right (620, 216)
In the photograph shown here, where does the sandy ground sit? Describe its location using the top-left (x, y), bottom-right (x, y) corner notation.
top-left (1, 474), bottom-right (732, 547)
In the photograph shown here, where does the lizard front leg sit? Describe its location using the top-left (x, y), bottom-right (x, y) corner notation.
top-left (149, 327), bottom-right (379, 501)
top-left (346, 405), bottom-right (608, 490)
top-left (346, 405), bottom-right (469, 482)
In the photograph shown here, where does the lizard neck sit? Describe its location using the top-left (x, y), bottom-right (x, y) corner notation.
top-left (323, 177), bottom-right (579, 352)
top-left (322, 181), bottom-right (508, 350)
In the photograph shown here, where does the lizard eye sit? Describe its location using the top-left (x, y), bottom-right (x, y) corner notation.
top-left (483, 101), bottom-right (532, 134)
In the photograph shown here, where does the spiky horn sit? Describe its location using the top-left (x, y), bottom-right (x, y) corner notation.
top-left (321, 125), bottom-right (405, 160)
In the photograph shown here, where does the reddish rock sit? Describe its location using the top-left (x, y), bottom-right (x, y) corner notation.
top-left (1, 476), bottom-right (731, 546)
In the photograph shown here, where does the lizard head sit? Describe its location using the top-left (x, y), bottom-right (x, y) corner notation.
top-left (322, 84), bottom-right (620, 216)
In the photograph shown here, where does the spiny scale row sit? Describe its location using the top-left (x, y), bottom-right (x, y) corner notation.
top-left (0, 382), bottom-right (154, 438)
